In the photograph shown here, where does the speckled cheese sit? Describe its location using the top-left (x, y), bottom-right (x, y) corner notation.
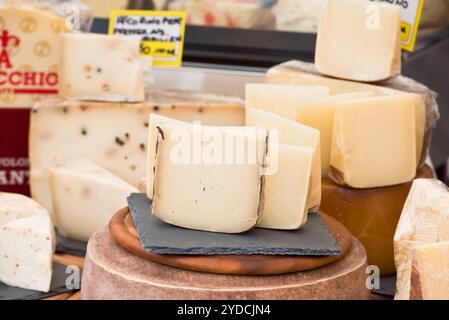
top-left (59, 33), bottom-right (144, 102)
top-left (49, 159), bottom-right (138, 241)
top-left (0, 192), bottom-right (53, 292)
top-left (29, 91), bottom-right (244, 216)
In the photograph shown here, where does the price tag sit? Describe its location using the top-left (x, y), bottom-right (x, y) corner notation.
top-left (109, 10), bottom-right (186, 67)
top-left (370, 0), bottom-right (425, 52)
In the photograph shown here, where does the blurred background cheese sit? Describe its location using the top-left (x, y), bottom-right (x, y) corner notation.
top-left (29, 90), bottom-right (244, 216)
top-left (49, 159), bottom-right (138, 241)
top-left (152, 124), bottom-right (267, 233)
top-left (394, 179), bottom-right (449, 300)
top-left (329, 95), bottom-right (417, 188)
top-left (256, 144), bottom-right (313, 230)
top-left (315, 0), bottom-right (401, 82)
top-left (59, 33), bottom-right (144, 102)
top-left (0, 193), bottom-right (53, 292)
top-left (245, 108), bottom-right (321, 209)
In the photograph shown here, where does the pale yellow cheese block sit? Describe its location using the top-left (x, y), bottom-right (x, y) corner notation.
top-left (257, 144), bottom-right (313, 230)
top-left (246, 108), bottom-right (321, 209)
top-left (315, 0), bottom-right (401, 82)
top-left (330, 95), bottom-right (416, 188)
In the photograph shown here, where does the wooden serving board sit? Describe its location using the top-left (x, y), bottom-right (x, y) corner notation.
top-left (109, 208), bottom-right (353, 275)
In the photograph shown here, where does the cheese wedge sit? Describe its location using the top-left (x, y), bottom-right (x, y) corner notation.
top-left (59, 33), bottom-right (144, 102)
top-left (315, 0), bottom-right (401, 81)
top-left (257, 144), bottom-right (313, 230)
top-left (394, 179), bottom-right (449, 300)
top-left (246, 108), bottom-right (321, 209)
top-left (245, 83), bottom-right (329, 120)
top-left (0, 193), bottom-right (53, 292)
top-left (330, 95), bottom-right (416, 188)
top-left (49, 159), bottom-right (138, 241)
top-left (152, 124), bottom-right (268, 233)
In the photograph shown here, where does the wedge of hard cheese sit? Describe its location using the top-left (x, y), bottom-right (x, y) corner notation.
top-left (152, 124), bottom-right (268, 233)
top-left (394, 179), bottom-right (449, 300)
top-left (0, 193), bottom-right (53, 292)
top-left (49, 159), bottom-right (138, 241)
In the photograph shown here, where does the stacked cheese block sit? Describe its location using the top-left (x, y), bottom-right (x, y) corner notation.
top-left (262, 0), bottom-right (440, 276)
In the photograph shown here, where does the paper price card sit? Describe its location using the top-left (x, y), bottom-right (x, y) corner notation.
top-left (109, 10), bottom-right (186, 67)
top-left (370, 0), bottom-right (424, 52)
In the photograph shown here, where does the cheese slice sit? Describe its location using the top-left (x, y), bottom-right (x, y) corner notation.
top-left (0, 193), bottom-right (53, 292)
top-left (245, 83), bottom-right (329, 120)
top-left (410, 241), bottom-right (449, 300)
top-left (394, 179), bottom-right (449, 300)
top-left (29, 91), bottom-right (244, 215)
top-left (330, 95), bottom-right (416, 188)
top-left (152, 124), bottom-right (268, 233)
top-left (246, 108), bottom-right (321, 209)
top-left (295, 92), bottom-right (374, 176)
top-left (315, 0), bottom-right (401, 82)
top-left (59, 33), bottom-right (144, 102)
top-left (257, 144), bottom-right (313, 230)
top-left (49, 159), bottom-right (138, 241)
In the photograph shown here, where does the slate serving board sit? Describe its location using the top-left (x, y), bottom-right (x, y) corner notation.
top-left (0, 263), bottom-right (81, 300)
top-left (128, 193), bottom-right (341, 256)
top-left (56, 233), bottom-right (87, 257)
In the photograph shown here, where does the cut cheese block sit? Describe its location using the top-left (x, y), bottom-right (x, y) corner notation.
top-left (0, 193), bottom-right (53, 292)
top-left (321, 164), bottom-right (435, 276)
top-left (49, 159), bottom-right (138, 241)
top-left (59, 33), bottom-right (144, 102)
top-left (330, 95), bottom-right (417, 188)
top-left (410, 242), bottom-right (449, 300)
top-left (29, 90), bottom-right (244, 215)
top-left (257, 144), bottom-right (313, 230)
top-left (315, 0), bottom-right (401, 82)
top-left (295, 92), bottom-right (374, 176)
top-left (152, 124), bottom-right (268, 233)
top-left (245, 83), bottom-right (329, 120)
top-left (0, 4), bottom-right (71, 107)
top-left (394, 179), bottom-right (449, 300)
top-left (265, 60), bottom-right (438, 169)
top-left (245, 108), bottom-right (321, 209)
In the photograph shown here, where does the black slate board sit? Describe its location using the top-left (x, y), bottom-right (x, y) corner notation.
top-left (55, 232), bottom-right (87, 257)
top-left (128, 193), bottom-right (341, 256)
top-left (372, 276), bottom-right (396, 297)
top-left (0, 263), bottom-right (81, 300)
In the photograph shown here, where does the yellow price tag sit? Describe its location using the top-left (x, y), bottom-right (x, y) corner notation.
top-left (109, 10), bottom-right (186, 67)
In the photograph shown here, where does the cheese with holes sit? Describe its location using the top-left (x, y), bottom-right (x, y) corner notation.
top-left (245, 108), bottom-right (320, 209)
top-left (315, 0), bottom-right (401, 82)
top-left (330, 95), bottom-right (416, 188)
top-left (50, 159), bottom-right (138, 241)
top-left (152, 124), bottom-right (268, 233)
top-left (59, 33), bottom-right (144, 102)
top-left (245, 83), bottom-right (329, 120)
top-left (410, 241), bottom-right (449, 300)
top-left (394, 179), bottom-right (449, 300)
top-left (257, 144), bottom-right (313, 230)
top-left (295, 92), bottom-right (374, 176)
top-left (0, 193), bottom-right (53, 292)
top-left (30, 91), bottom-right (244, 216)
top-left (0, 4), bottom-right (71, 107)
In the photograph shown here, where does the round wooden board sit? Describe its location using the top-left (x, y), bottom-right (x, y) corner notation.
top-left (109, 208), bottom-right (353, 276)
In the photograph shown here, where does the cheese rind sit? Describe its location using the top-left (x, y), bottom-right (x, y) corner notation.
top-left (315, 0), bottom-right (401, 82)
top-left (330, 95), bottom-right (417, 188)
top-left (394, 179), bottom-right (449, 300)
top-left (152, 124), bottom-right (268, 233)
top-left (59, 33), bottom-right (144, 102)
top-left (245, 83), bottom-right (329, 120)
top-left (257, 144), bottom-right (313, 230)
top-left (246, 108), bottom-right (321, 209)
top-left (49, 159), bottom-right (138, 241)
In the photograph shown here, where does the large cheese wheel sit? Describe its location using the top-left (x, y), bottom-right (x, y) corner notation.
top-left (321, 164), bottom-right (434, 276)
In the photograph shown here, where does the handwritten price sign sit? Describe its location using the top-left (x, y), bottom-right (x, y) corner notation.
top-left (109, 10), bottom-right (186, 67)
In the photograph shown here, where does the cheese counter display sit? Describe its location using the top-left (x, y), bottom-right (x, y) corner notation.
top-left (1, 0), bottom-right (449, 302)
